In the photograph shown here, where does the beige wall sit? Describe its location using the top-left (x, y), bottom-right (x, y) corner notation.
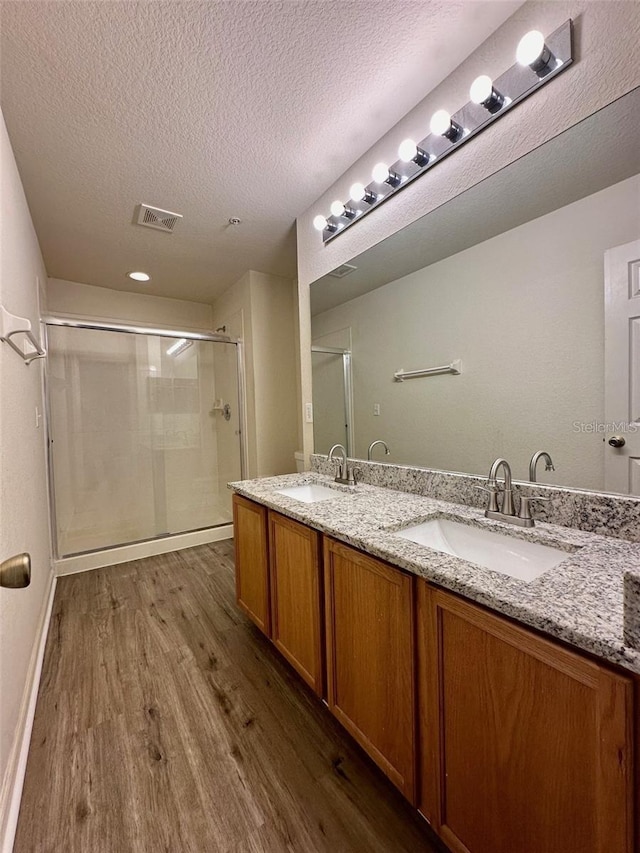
top-left (0, 112), bottom-right (52, 839)
top-left (249, 271), bottom-right (299, 477)
top-left (211, 270), bottom-right (298, 478)
top-left (46, 277), bottom-right (214, 331)
top-left (297, 0), bottom-right (640, 460)
top-left (312, 175), bottom-right (640, 491)
top-left (210, 271), bottom-right (257, 476)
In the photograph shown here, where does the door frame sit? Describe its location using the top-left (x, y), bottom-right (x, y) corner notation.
top-left (311, 345), bottom-right (355, 457)
top-left (604, 239), bottom-right (640, 494)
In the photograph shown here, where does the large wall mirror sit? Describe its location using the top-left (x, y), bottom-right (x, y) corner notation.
top-left (310, 88), bottom-right (640, 496)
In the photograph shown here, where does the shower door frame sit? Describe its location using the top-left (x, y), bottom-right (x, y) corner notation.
top-left (42, 316), bottom-right (248, 561)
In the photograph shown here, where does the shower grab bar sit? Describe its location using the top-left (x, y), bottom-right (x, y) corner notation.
top-left (394, 359), bottom-right (461, 382)
top-left (0, 305), bottom-right (46, 364)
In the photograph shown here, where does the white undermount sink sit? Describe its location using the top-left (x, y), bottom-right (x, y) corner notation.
top-left (275, 483), bottom-right (345, 503)
top-left (394, 517), bottom-right (571, 582)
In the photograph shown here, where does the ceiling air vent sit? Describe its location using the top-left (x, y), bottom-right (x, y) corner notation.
top-left (328, 263), bottom-right (357, 279)
top-left (136, 203), bottom-right (183, 233)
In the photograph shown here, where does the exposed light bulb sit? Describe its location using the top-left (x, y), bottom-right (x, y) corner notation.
top-left (372, 162), bottom-right (390, 183)
top-left (350, 182), bottom-right (366, 201)
top-left (350, 182), bottom-right (377, 205)
top-left (127, 271), bottom-right (150, 282)
top-left (430, 109), bottom-right (463, 142)
top-left (398, 138), bottom-right (429, 167)
top-left (372, 161), bottom-right (401, 188)
top-left (516, 30), bottom-right (555, 76)
top-left (469, 75), bottom-right (505, 113)
top-left (516, 30), bottom-right (545, 65)
top-left (430, 110), bottom-right (452, 136)
top-left (330, 199), bottom-right (357, 221)
top-left (398, 139), bottom-right (417, 162)
top-left (470, 75), bottom-right (492, 104)
top-left (313, 215), bottom-right (328, 232)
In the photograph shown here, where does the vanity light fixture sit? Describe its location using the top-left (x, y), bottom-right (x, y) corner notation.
top-left (398, 139), bottom-right (430, 167)
top-left (313, 20), bottom-right (573, 244)
top-left (469, 75), bottom-right (505, 113)
top-left (127, 271), bottom-right (150, 282)
top-left (516, 30), bottom-right (557, 77)
top-left (429, 109), bottom-right (464, 142)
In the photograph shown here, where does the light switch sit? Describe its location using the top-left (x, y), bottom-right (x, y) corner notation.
top-left (305, 402), bottom-right (313, 423)
top-left (373, 403), bottom-right (381, 416)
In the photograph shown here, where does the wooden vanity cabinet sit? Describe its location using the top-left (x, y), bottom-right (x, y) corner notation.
top-left (323, 537), bottom-right (416, 802)
top-left (417, 581), bottom-right (634, 853)
top-left (268, 511), bottom-right (324, 696)
top-left (232, 494), bottom-right (271, 635)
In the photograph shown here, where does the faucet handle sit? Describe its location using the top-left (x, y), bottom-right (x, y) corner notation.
top-left (331, 458), bottom-right (344, 478)
top-left (475, 482), bottom-right (501, 512)
top-left (347, 466), bottom-right (361, 486)
top-left (518, 495), bottom-right (550, 520)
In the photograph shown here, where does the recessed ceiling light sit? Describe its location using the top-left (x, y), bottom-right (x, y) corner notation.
top-left (127, 271), bottom-right (150, 282)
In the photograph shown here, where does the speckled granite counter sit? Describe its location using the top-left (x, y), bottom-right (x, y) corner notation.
top-left (230, 472), bottom-right (640, 675)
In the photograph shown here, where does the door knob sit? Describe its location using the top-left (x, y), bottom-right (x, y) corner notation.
top-left (0, 552), bottom-right (31, 588)
top-left (608, 435), bottom-right (626, 448)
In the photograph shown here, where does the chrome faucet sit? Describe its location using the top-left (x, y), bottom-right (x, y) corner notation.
top-left (367, 440), bottom-right (390, 461)
top-left (529, 450), bottom-right (555, 483)
top-left (488, 458), bottom-right (515, 516)
top-left (478, 457), bottom-right (549, 528)
top-left (328, 444), bottom-right (359, 485)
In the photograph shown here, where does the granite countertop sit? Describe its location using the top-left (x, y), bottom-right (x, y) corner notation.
top-left (230, 472), bottom-right (640, 675)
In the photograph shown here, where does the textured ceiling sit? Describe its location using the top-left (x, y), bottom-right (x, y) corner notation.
top-left (0, 0), bottom-right (523, 304)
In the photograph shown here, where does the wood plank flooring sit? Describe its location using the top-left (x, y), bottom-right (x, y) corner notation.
top-left (14, 541), bottom-right (444, 853)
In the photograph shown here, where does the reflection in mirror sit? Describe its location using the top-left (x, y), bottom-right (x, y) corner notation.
top-left (310, 89), bottom-right (640, 496)
top-left (311, 338), bottom-right (354, 457)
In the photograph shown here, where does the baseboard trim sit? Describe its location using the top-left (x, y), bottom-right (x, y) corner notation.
top-left (0, 570), bottom-right (57, 853)
top-left (55, 524), bottom-right (234, 576)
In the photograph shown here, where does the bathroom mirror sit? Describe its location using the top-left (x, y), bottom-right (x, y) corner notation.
top-left (310, 88), bottom-right (640, 495)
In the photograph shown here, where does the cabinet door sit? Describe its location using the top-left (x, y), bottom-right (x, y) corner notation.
top-left (232, 494), bottom-right (270, 635)
top-left (417, 582), bottom-right (634, 853)
top-left (269, 511), bottom-right (324, 695)
top-left (324, 538), bottom-right (416, 801)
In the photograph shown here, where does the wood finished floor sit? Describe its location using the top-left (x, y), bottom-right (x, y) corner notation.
top-left (15, 541), bottom-right (444, 853)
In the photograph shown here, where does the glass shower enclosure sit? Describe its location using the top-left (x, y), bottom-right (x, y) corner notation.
top-left (45, 320), bottom-right (244, 558)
